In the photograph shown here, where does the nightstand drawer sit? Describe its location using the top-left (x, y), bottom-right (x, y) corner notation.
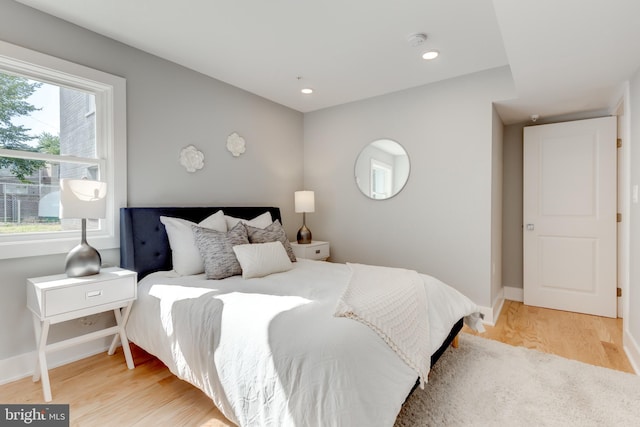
top-left (304, 244), bottom-right (330, 260)
top-left (45, 277), bottom-right (135, 317)
top-left (291, 241), bottom-right (330, 260)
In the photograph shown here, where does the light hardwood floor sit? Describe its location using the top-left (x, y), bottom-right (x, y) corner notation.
top-left (463, 300), bottom-right (634, 373)
top-left (0, 300), bottom-right (634, 426)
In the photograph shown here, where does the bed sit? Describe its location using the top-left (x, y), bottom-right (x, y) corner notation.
top-left (120, 206), bottom-right (482, 426)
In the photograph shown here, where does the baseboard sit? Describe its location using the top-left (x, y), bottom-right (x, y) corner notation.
top-left (503, 286), bottom-right (524, 302)
top-left (478, 295), bottom-right (505, 327)
top-left (0, 338), bottom-right (112, 386)
top-left (623, 329), bottom-right (640, 375)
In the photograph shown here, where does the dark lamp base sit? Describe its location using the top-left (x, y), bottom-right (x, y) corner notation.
top-left (297, 224), bottom-right (312, 244)
top-left (65, 241), bottom-right (102, 277)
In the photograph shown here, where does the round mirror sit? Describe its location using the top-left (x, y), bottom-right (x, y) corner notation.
top-left (354, 139), bottom-right (410, 200)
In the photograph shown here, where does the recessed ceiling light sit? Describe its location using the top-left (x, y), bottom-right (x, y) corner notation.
top-left (422, 50), bottom-right (439, 60)
top-left (296, 76), bottom-right (313, 94)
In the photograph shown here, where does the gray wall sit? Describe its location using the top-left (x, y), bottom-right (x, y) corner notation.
top-left (303, 66), bottom-right (516, 307)
top-left (0, 0), bottom-right (303, 362)
top-left (502, 122), bottom-right (525, 288)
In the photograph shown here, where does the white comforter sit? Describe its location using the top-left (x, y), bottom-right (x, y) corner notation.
top-left (126, 259), bottom-right (481, 427)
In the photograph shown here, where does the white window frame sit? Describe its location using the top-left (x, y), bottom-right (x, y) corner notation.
top-left (0, 40), bottom-right (126, 259)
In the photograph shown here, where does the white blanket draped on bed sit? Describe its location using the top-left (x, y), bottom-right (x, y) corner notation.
top-left (126, 259), bottom-right (483, 427)
top-left (335, 263), bottom-right (431, 388)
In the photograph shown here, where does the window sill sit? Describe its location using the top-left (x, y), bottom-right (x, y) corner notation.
top-left (0, 234), bottom-right (119, 260)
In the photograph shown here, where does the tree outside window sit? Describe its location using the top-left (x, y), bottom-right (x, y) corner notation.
top-left (0, 72), bottom-right (97, 233)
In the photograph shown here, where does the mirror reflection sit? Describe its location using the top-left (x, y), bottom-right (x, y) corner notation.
top-left (354, 139), bottom-right (410, 200)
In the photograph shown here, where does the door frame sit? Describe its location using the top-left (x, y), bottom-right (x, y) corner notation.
top-left (613, 85), bottom-right (631, 322)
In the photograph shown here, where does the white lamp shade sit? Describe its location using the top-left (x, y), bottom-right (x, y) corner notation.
top-left (59, 179), bottom-right (107, 219)
top-left (295, 190), bottom-right (315, 213)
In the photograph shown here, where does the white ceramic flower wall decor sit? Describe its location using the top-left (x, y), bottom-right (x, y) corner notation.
top-left (179, 145), bottom-right (205, 173)
top-left (226, 132), bottom-right (246, 157)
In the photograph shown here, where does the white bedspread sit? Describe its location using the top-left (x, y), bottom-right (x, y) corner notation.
top-left (126, 259), bottom-right (482, 427)
top-left (335, 263), bottom-right (430, 388)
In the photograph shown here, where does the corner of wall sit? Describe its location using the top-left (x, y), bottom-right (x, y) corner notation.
top-left (478, 290), bottom-right (506, 326)
top-left (503, 286), bottom-right (524, 302)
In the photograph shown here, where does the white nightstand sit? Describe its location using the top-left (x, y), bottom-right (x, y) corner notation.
top-left (26, 267), bottom-right (137, 402)
top-left (290, 240), bottom-right (330, 261)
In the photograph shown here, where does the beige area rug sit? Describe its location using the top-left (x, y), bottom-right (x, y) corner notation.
top-left (394, 334), bottom-right (640, 426)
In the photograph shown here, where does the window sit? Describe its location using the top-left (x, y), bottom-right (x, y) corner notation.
top-left (370, 159), bottom-right (392, 200)
top-left (0, 40), bottom-right (126, 259)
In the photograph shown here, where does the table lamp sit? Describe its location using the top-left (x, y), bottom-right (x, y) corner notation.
top-left (295, 190), bottom-right (314, 244)
top-left (59, 178), bottom-right (107, 277)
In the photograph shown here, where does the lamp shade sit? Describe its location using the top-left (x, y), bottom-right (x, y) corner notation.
top-left (295, 191), bottom-right (315, 213)
top-left (59, 179), bottom-right (107, 219)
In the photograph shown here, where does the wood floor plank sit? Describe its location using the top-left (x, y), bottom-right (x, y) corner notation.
top-left (463, 300), bottom-right (634, 373)
top-left (1, 300), bottom-right (634, 426)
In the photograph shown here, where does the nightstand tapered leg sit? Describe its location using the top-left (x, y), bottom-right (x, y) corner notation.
top-left (31, 315), bottom-right (42, 382)
top-left (108, 304), bottom-right (135, 369)
top-left (34, 319), bottom-right (52, 402)
top-left (108, 334), bottom-right (119, 354)
top-left (108, 325), bottom-right (119, 355)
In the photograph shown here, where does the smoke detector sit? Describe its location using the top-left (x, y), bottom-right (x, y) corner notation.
top-left (407, 33), bottom-right (428, 47)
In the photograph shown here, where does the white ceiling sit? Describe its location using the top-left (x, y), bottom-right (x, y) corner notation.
top-left (15, 0), bottom-right (640, 124)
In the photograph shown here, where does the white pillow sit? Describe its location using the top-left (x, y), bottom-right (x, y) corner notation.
top-left (232, 241), bottom-right (293, 279)
top-left (224, 211), bottom-right (273, 230)
top-left (160, 210), bottom-right (227, 275)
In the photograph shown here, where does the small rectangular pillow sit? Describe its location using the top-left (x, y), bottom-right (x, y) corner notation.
top-left (245, 220), bottom-right (296, 262)
top-left (192, 222), bottom-right (249, 280)
top-left (233, 241), bottom-right (293, 279)
top-left (160, 210), bottom-right (227, 276)
top-left (224, 211), bottom-right (273, 230)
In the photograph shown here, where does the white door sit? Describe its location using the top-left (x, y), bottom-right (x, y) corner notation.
top-left (523, 116), bottom-right (617, 318)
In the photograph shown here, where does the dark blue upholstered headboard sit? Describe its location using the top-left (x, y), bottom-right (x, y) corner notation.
top-left (120, 206), bottom-right (281, 279)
